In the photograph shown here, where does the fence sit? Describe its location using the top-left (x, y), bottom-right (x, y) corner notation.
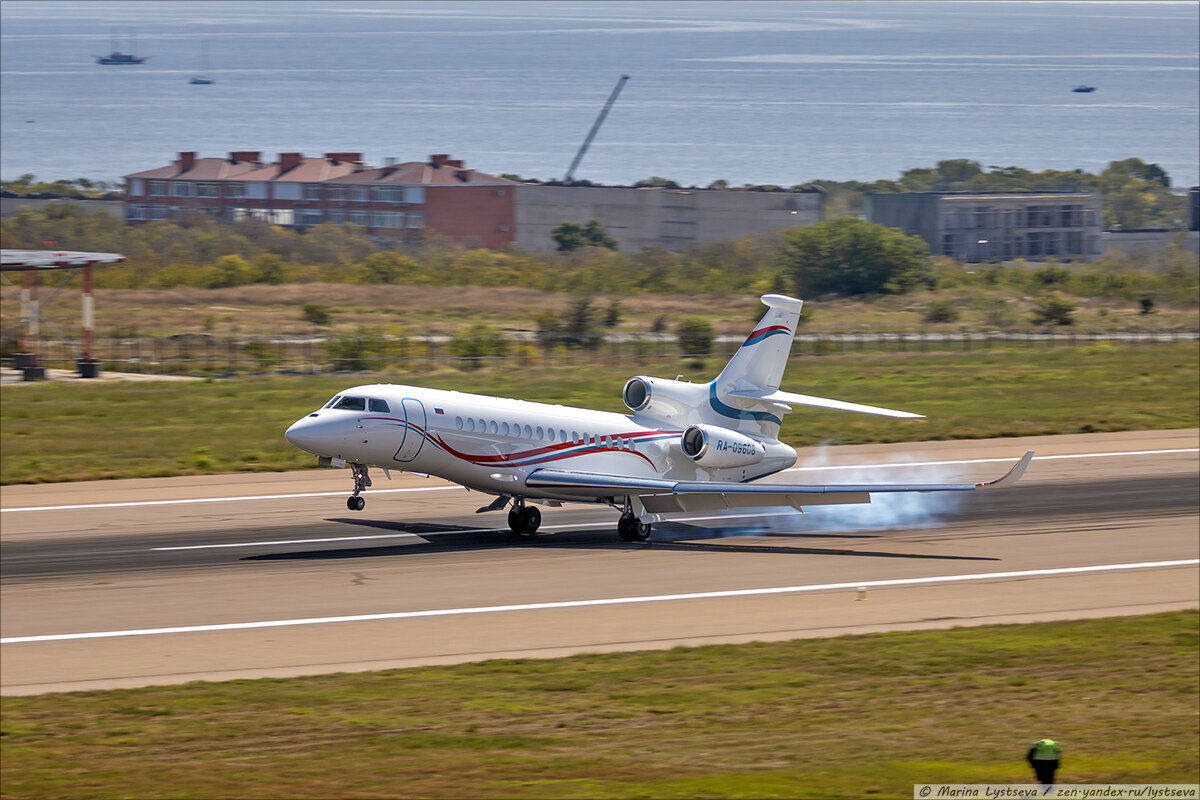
top-left (6, 329), bottom-right (1198, 376)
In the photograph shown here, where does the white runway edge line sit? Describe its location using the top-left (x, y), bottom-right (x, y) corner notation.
top-left (3, 559), bottom-right (1195, 645)
top-left (2, 448), bottom-right (1196, 515)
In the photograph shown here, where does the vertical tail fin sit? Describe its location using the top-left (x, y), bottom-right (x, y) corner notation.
top-left (714, 294), bottom-right (803, 395)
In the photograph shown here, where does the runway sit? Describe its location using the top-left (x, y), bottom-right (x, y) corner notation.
top-left (2, 429), bottom-right (1196, 695)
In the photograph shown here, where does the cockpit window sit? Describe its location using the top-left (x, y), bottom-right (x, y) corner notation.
top-left (368, 398), bottom-right (390, 413)
top-left (333, 396), bottom-right (366, 411)
top-left (323, 395), bottom-right (343, 408)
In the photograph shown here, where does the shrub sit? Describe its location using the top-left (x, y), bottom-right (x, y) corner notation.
top-left (301, 303), bottom-right (333, 326)
top-left (450, 324), bottom-right (510, 370)
top-left (922, 298), bottom-right (961, 324)
top-left (677, 317), bottom-right (715, 356)
top-left (1031, 291), bottom-right (1077, 326)
top-left (326, 327), bottom-right (392, 371)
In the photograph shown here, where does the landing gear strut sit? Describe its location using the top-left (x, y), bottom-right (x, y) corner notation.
top-left (507, 499), bottom-right (541, 535)
top-left (346, 463), bottom-right (370, 511)
top-left (617, 499), bottom-right (651, 542)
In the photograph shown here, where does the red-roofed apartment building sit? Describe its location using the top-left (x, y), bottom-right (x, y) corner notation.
top-left (124, 152), bottom-right (516, 249)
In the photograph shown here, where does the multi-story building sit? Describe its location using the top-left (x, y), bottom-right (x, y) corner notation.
top-left (124, 151), bottom-right (824, 252)
top-left (125, 152), bottom-right (517, 248)
top-left (512, 184), bottom-right (824, 252)
top-left (866, 191), bottom-right (1103, 262)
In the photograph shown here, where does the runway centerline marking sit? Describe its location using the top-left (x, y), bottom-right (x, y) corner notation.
top-left (2, 448), bottom-right (1195, 515)
top-left (3, 559), bottom-right (1195, 644)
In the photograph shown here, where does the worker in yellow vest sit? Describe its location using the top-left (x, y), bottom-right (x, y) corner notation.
top-left (1026, 738), bottom-right (1061, 786)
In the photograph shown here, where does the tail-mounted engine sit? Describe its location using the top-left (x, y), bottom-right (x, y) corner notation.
top-left (679, 424), bottom-right (766, 468)
top-left (622, 376), bottom-right (707, 423)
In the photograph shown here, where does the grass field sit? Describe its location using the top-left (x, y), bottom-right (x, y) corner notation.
top-left (2, 343), bottom-right (1197, 484)
top-left (1, 612), bottom-right (1195, 799)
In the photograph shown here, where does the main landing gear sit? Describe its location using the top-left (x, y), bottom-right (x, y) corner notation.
top-left (507, 499), bottom-right (542, 535)
top-left (617, 499), bottom-right (651, 542)
top-left (346, 462), bottom-right (370, 511)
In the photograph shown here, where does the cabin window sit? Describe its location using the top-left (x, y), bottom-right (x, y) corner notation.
top-left (334, 396), bottom-right (366, 411)
top-left (368, 399), bottom-right (390, 413)
top-left (572, 431), bottom-right (580, 443)
top-left (456, 416), bottom-right (464, 430)
top-left (501, 422), bottom-right (510, 436)
top-left (524, 424), bottom-right (532, 438)
top-left (466, 418), bottom-right (475, 432)
top-left (477, 418), bottom-right (485, 432)
top-left (488, 420), bottom-right (498, 435)
top-left (323, 395), bottom-right (342, 408)
top-left (560, 429), bottom-right (568, 442)
top-left (512, 421), bottom-right (520, 436)
top-left (536, 426), bottom-right (543, 440)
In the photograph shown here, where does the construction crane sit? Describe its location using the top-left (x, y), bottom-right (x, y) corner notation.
top-left (564, 75), bottom-right (630, 182)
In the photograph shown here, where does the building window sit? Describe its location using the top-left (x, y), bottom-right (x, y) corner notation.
top-left (303, 184), bottom-right (322, 200)
top-left (371, 212), bottom-right (403, 228)
top-left (172, 182), bottom-right (192, 197)
top-left (149, 205), bottom-right (168, 220)
top-left (406, 211), bottom-right (424, 229)
top-left (147, 180), bottom-right (169, 196)
top-left (226, 182), bottom-right (246, 198)
top-left (372, 186), bottom-right (403, 202)
top-left (406, 186), bottom-right (424, 204)
top-left (327, 209), bottom-right (345, 224)
top-left (196, 182), bottom-right (220, 198)
top-left (1066, 231), bottom-right (1083, 255)
top-left (273, 183), bottom-right (301, 201)
top-left (302, 209), bottom-right (323, 226)
top-left (128, 205), bottom-right (147, 220)
top-left (246, 182), bottom-right (268, 200)
top-left (327, 185), bottom-right (345, 201)
top-left (129, 179), bottom-right (144, 195)
top-left (270, 209), bottom-right (296, 225)
top-left (349, 210), bottom-right (369, 226)
top-left (349, 186), bottom-right (369, 202)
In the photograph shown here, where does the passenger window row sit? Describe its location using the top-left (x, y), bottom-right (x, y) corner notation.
top-left (453, 415), bottom-right (633, 450)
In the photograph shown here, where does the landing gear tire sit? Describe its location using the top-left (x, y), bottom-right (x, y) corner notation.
top-left (617, 514), bottom-right (651, 542)
top-left (508, 504), bottom-right (541, 535)
top-left (347, 495), bottom-right (365, 511)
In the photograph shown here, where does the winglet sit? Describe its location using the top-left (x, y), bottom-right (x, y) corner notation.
top-left (978, 450), bottom-right (1035, 488)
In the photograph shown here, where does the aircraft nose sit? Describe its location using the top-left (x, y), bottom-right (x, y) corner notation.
top-left (285, 415), bottom-right (342, 455)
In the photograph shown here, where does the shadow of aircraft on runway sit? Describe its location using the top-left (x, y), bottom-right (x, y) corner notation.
top-left (240, 516), bottom-right (1000, 563)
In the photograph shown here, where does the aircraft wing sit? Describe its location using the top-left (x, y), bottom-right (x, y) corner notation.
top-left (524, 451), bottom-right (1034, 515)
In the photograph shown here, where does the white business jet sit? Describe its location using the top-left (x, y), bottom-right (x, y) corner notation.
top-left (285, 295), bottom-right (1032, 541)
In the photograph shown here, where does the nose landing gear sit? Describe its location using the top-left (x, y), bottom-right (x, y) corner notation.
top-left (346, 463), bottom-right (370, 511)
top-left (507, 499), bottom-right (542, 535)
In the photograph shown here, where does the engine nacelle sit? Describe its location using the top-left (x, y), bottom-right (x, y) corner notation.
top-left (622, 376), bottom-right (706, 422)
top-left (679, 424), bottom-right (766, 468)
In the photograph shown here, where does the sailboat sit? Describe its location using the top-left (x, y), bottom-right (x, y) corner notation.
top-left (189, 41), bottom-right (214, 85)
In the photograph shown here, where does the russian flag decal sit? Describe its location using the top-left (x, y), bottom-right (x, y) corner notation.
top-left (434, 408), bottom-right (445, 415)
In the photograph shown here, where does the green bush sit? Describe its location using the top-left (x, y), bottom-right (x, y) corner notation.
top-left (325, 327), bottom-right (392, 371)
top-left (922, 298), bottom-right (961, 324)
top-left (450, 324), bottom-right (510, 370)
top-left (677, 317), bottom-right (715, 356)
top-left (1031, 291), bottom-right (1078, 326)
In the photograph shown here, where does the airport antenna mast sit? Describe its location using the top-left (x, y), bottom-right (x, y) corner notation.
top-left (564, 74), bottom-right (629, 182)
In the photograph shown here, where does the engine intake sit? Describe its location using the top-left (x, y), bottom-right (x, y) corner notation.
top-left (679, 424), bottom-right (766, 468)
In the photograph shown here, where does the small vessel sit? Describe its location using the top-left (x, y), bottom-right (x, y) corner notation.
top-left (95, 33), bottom-right (148, 65)
top-left (189, 41), bottom-right (214, 85)
top-left (1072, 85), bottom-right (1096, 93)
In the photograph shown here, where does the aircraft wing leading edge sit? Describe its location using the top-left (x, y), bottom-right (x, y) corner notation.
top-left (524, 451), bottom-right (1035, 514)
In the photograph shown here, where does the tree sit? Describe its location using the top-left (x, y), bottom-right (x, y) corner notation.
top-left (777, 217), bottom-right (930, 296)
top-left (1030, 291), bottom-right (1077, 326)
top-left (355, 251), bottom-right (418, 283)
top-left (676, 317), bottom-right (714, 356)
top-left (551, 219), bottom-right (618, 251)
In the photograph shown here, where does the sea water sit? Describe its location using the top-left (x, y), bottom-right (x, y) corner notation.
top-left (1, 0), bottom-right (1197, 187)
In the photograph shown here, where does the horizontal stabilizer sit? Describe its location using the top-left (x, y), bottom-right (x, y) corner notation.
top-left (726, 389), bottom-right (924, 419)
